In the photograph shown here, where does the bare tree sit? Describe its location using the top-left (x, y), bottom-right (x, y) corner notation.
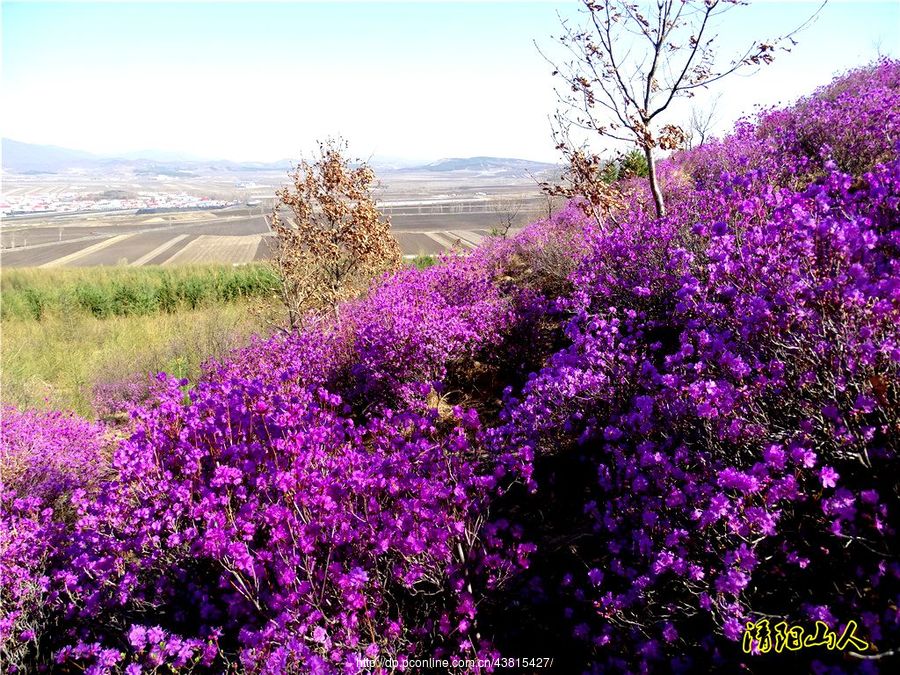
top-left (539, 192), bottom-right (566, 220)
top-left (544, 0), bottom-right (822, 218)
top-left (687, 93), bottom-right (722, 149)
top-left (268, 138), bottom-right (402, 329)
top-left (490, 195), bottom-right (526, 238)
top-left (526, 166), bottom-right (567, 219)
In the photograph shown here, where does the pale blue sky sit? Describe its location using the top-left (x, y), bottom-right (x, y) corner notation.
top-left (2, 1), bottom-right (898, 162)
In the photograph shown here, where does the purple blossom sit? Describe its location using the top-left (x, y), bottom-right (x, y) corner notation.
top-left (127, 626), bottom-right (147, 650)
top-left (820, 466), bottom-right (840, 489)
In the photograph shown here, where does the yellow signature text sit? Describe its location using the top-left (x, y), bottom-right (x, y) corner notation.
top-left (741, 619), bottom-right (870, 654)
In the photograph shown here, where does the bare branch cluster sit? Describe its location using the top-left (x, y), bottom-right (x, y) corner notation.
top-left (543, 0), bottom-right (822, 217)
top-left (686, 93), bottom-right (722, 149)
top-left (538, 118), bottom-right (627, 226)
top-left (490, 196), bottom-right (525, 239)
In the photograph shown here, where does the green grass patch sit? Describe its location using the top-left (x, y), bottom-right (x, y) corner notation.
top-left (1, 263), bottom-right (279, 321)
top-left (1, 264), bottom-right (281, 416)
top-left (410, 254), bottom-right (438, 270)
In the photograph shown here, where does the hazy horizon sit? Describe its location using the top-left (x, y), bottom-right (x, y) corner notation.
top-left (3, 1), bottom-right (898, 164)
top-left (0, 136), bottom-right (561, 167)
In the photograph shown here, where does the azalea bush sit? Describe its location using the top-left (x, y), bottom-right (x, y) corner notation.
top-left (1, 60), bottom-right (898, 673)
top-left (679, 58), bottom-right (900, 189)
top-left (0, 408), bottom-right (111, 671)
top-left (484, 134), bottom-right (899, 672)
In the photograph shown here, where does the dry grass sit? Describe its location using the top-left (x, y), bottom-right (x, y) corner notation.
top-left (1, 295), bottom-right (274, 417)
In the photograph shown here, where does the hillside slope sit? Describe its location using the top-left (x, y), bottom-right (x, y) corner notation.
top-left (2, 59), bottom-right (898, 673)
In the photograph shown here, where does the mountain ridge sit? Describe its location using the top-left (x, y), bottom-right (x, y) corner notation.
top-left (1, 139), bottom-right (558, 176)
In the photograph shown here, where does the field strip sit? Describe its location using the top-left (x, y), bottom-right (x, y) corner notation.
top-left (38, 234), bottom-right (135, 268)
top-left (130, 234), bottom-right (189, 266)
top-left (163, 235), bottom-right (262, 265)
top-left (440, 231), bottom-right (477, 249)
top-left (164, 211), bottom-right (219, 223)
top-left (424, 231), bottom-right (462, 249)
top-left (450, 230), bottom-right (484, 246)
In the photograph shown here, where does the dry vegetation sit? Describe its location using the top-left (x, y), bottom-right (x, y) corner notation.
top-left (269, 138), bottom-right (402, 328)
top-left (0, 265), bottom-right (279, 416)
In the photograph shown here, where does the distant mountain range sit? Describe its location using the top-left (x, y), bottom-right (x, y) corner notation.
top-left (0, 139), bottom-right (293, 175)
top-left (413, 156), bottom-right (558, 174)
top-left (2, 139), bottom-right (100, 173)
top-left (1, 139), bottom-right (558, 177)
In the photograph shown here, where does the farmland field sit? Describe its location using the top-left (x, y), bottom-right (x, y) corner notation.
top-left (0, 170), bottom-right (550, 267)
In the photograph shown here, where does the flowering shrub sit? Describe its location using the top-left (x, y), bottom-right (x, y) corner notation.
top-left (679, 59), bottom-right (900, 189)
top-left (483, 148), bottom-right (899, 672)
top-left (0, 407), bottom-right (110, 506)
top-left (0, 408), bottom-right (110, 671)
top-left (92, 372), bottom-right (168, 424)
top-left (53, 378), bottom-right (500, 671)
top-left (1, 60), bottom-right (898, 673)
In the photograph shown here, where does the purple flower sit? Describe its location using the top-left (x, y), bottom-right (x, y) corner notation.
top-left (146, 627), bottom-right (165, 645)
top-left (715, 568), bottom-right (750, 595)
top-left (717, 468), bottom-right (760, 494)
top-left (723, 618), bottom-right (743, 642)
top-left (127, 625), bottom-right (147, 650)
top-left (820, 466), bottom-right (839, 489)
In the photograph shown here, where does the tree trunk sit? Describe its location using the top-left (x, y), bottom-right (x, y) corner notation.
top-left (644, 146), bottom-right (666, 219)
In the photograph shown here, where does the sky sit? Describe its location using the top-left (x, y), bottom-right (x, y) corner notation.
top-left (2, 1), bottom-right (898, 163)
